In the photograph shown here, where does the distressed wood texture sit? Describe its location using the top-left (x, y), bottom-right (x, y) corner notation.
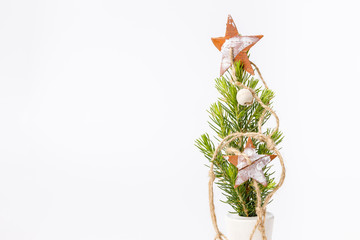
top-left (224, 138), bottom-right (276, 188)
top-left (211, 15), bottom-right (263, 76)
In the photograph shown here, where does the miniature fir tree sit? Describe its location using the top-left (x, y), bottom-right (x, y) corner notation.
top-left (195, 61), bottom-right (283, 217)
top-left (196, 15), bottom-right (287, 240)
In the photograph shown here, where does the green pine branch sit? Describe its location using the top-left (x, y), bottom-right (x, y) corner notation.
top-left (195, 62), bottom-right (283, 217)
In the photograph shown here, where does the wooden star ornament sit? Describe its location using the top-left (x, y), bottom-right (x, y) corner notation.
top-left (224, 138), bottom-right (276, 188)
top-left (211, 15), bottom-right (263, 76)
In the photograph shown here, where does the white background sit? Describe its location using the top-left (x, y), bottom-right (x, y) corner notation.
top-left (0, 0), bottom-right (359, 239)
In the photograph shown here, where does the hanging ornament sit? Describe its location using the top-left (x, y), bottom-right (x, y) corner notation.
top-left (211, 15), bottom-right (263, 76)
top-left (224, 138), bottom-right (276, 188)
top-left (236, 89), bottom-right (254, 106)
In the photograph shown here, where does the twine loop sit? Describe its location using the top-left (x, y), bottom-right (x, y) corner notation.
top-left (214, 233), bottom-right (228, 240)
top-left (264, 137), bottom-right (275, 150)
top-left (209, 170), bottom-right (216, 180)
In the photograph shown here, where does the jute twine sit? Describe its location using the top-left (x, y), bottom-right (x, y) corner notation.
top-left (208, 49), bottom-right (286, 240)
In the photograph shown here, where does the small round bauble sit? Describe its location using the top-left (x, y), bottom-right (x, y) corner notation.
top-left (236, 89), bottom-right (254, 106)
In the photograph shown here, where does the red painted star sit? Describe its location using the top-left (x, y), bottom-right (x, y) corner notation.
top-left (211, 15), bottom-right (263, 76)
top-left (224, 138), bottom-right (276, 188)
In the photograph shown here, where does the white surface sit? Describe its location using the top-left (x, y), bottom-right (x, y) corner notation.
top-left (0, 0), bottom-right (359, 240)
top-left (226, 212), bottom-right (274, 240)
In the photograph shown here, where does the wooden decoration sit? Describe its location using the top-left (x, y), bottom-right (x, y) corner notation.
top-left (211, 15), bottom-right (263, 76)
top-left (224, 138), bottom-right (276, 188)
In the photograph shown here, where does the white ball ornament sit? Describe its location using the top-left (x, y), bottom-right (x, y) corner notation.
top-left (236, 89), bottom-right (254, 106)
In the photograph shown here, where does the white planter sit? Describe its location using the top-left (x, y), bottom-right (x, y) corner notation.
top-left (226, 212), bottom-right (274, 240)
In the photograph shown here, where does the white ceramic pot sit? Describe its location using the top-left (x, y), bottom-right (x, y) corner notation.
top-left (226, 212), bottom-right (274, 240)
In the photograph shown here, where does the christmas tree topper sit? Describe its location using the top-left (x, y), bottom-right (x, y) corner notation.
top-left (211, 15), bottom-right (263, 76)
